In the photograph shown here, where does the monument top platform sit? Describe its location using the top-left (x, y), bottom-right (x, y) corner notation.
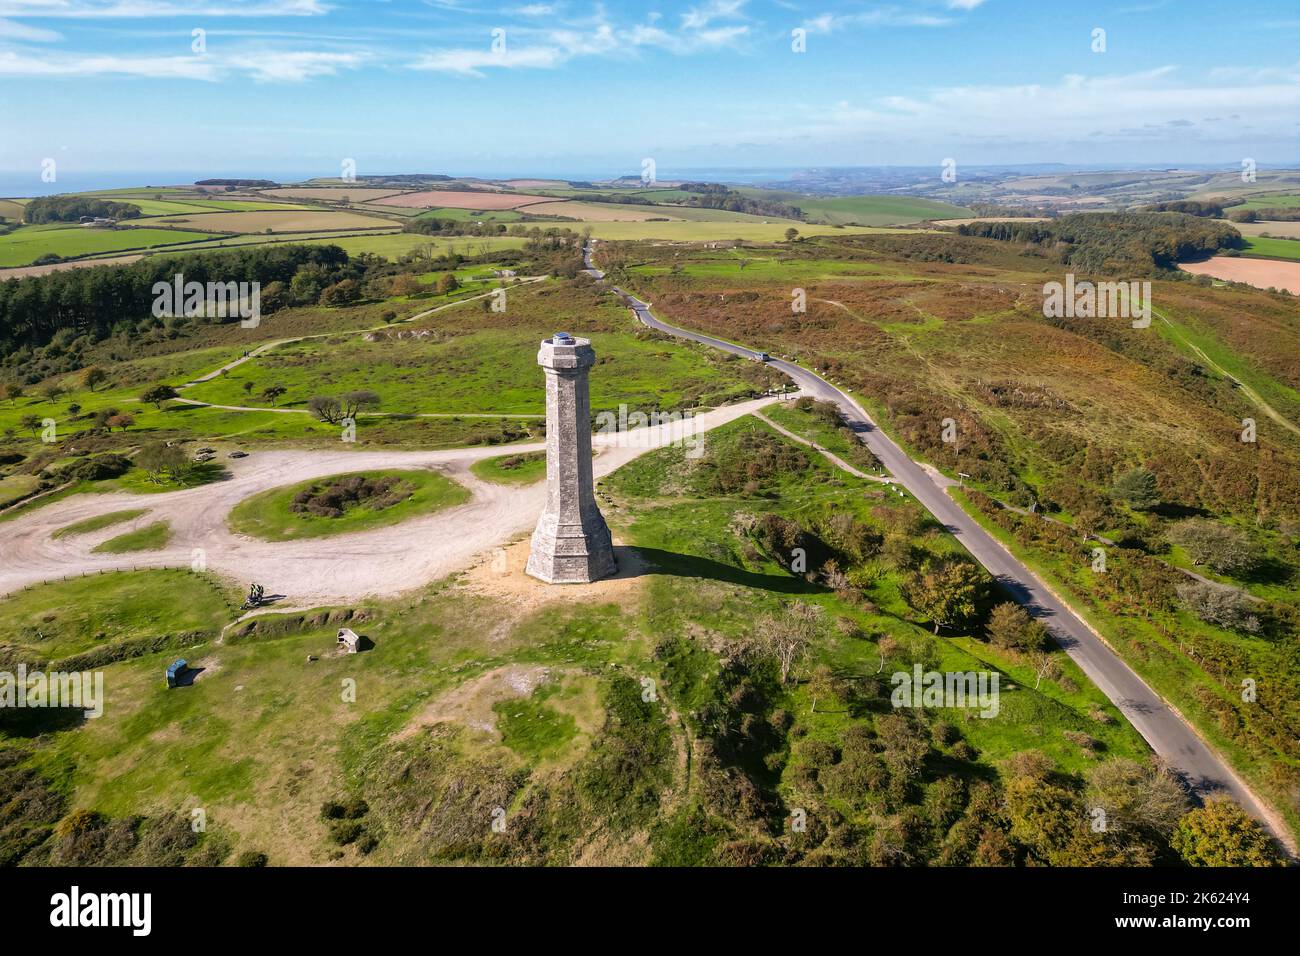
top-left (538, 333), bottom-right (594, 368)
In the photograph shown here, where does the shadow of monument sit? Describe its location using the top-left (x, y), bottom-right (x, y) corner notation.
top-left (618, 546), bottom-right (826, 596)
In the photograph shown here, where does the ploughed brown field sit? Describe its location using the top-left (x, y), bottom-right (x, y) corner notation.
top-left (373, 190), bottom-right (561, 210)
top-left (1180, 256), bottom-right (1300, 294)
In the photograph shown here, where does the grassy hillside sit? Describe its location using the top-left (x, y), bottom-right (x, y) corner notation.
top-left (610, 230), bottom-right (1300, 837)
top-left (2, 416), bottom-right (1185, 867)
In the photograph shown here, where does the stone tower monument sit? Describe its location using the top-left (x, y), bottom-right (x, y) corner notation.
top-left (525, 332), bottom-right (617, 583)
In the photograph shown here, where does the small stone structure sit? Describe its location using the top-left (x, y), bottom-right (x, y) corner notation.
top-left (525, 332), bottom-right (617, 583)
top-left (336, 628), bottom-right (361, 654)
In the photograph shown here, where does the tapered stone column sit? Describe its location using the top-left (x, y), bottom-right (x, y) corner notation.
top-left (525, 333), bottom-right (617, 583)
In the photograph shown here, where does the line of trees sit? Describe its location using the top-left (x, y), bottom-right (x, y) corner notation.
top-left (0, 243), bottom-right (351, 358)
top-left (958, 212), bottom-right (1241, 273)
top-left (23, 196), bottom-right (142, 224)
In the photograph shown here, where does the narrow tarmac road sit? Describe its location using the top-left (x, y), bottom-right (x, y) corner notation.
top-left (583, 242), bottom-right (1291, 848)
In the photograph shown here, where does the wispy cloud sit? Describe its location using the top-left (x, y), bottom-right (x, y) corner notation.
top-left (0, 45), bottom-right (364, 80)
top-left (412, 7), bottom-right (750, 76)
top-left (0, 0), bottom-right (327, 17)
top-left (0, 15), bottom-right (61, 39)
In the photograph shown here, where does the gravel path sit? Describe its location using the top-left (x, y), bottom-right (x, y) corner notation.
top-left (0, 396), bottom-right (778, 606)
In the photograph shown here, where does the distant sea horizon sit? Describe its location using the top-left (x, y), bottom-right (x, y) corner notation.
top-left (1, 161), bottom-right (1290, 198)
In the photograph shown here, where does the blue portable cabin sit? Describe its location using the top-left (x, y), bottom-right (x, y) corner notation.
top-left (166, 659), bottom-right (187, 689)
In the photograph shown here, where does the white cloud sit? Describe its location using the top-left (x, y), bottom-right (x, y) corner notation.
top-left (225, 48), bottom-right (365, 81)
top-left (716, 65), bottom-right (1300, 155)
top-left (0, 15), bottom-right (60, 38)
top-left (0, 49), bottom-right (218, 78)
top-left (0, 45), bottom-right (363, 80)
top-left (412, 11), bottom-right (749, 76)
top-left (803, 7), bottom-right (955, 33)
top-left (0, 0), bottom-right (327, 17)
top-left (681, 0), bottom-right (746, 31)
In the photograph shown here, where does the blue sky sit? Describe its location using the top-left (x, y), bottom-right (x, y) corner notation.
top-left (1, 0), bottom-right (1298, 180)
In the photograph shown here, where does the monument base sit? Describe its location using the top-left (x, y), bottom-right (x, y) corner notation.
top-left (525, 515), bottom-right (617, 584)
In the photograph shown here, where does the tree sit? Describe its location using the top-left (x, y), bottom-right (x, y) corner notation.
top-left (320, 279), bottom-right (360, 308)
top-left (261, 384), bottom-right (287, 405)
top-left (19, 413), bottom-right (41, 436)
top-left (902, 559), bottom-right (985, 633)
top-left (1176, 580), bottom-right (1261, 634)
top-left (106, 413), bottom-right (134, 432)
top-left (137, 441), bottom-right (190, 484)
top-left (1085, 759), bottom-right (1187, 851)
top-left (986, 602), bottom-right (1047, 652)
top-left (80, 365), bottom-right (108, 392)
top-left (1167, 518), bottom-right (1259, 576)
top-left (66, 403), bottom-right (82, 417)
top-left (435, 273), bottom-right (460, 294)
top-left (755, 602), bottom-right (822, 684)
top-left (141, 384), bottom-right (179, 409)
top-left (1171, 798), bottom-right (1283, 867)
top-left (2, 383), bottom-right (22, 405)
top-left (308, 395), bottom-right (343, 423)
top-left (807, 664), bottom-right (840, 714)
top-left (1027, 650), bottom-right (1061, 689)
top-left (388, 274), bottom-right (420, 296)
top-left (242, 381), bottom-right (255, 394)
top-left (341, 390), bottom-right (380, 419)
top-left (784, 227), bottom-right (799, 242)
top-left (290, 265), bottom-right (327, 305)
top-left (876, 634), bottom-right (899, 674)
top-left (1111, 467), bottom-right (1160, 510)
top-left (40, 382), bottom-right (65, 403)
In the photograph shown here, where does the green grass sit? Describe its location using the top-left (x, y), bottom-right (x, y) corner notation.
top-left (1240, 236), bottom-right (1300, 261)
top-left (577, 220), bottom-right (904, 242)
top-left (227, 469), bottom-right (470, 542)
top-left (294, 233), bottom-right (526, 260)
top-left (1237, 192), bottom-right (1300, 210)
top-left (763, 400), bottom-right (887, 474)
top-left (734, 189), bottom-right (973, 225)
top-left (0, 474), bottom-right (41, 507)
top-left (183, 291), bottom-right (759, 418)
top-left (91, 520), bottom-right (172, 553)
top-left (52, 508), bottom-right (148, 539)
top-left (0, 223), bottom-right (218, 267)
top-left (0, 569), bottom-right (236, 662)
top-left (494, 693), bottom-right (579, 761)
top-left (470, 450), bottom-right (546, 485)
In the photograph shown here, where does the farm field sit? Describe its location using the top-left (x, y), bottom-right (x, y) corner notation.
top-left (374, 190), bottom-right (561, 210)
top-left (736, 189), bottom-right (973, 225)
top-left (1227, 220), bottom-right (1300, 239)
top-left (260, 187), bottom-right (407, 202)
top-left (0, 223), bottom-right (217, 267)
top-left (293, 232), bottom-right (524, 259)
top-left (1179, 255), bottom-right (1300, 294)
top-left (1235, 192), bottom-right (1300, 210)
top-left (122, 209), bottom-right (396, 234)
top-left (1240, 236), bottom-right (1300, 261)
top-left (580, 220), bottom-right (904, 242)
